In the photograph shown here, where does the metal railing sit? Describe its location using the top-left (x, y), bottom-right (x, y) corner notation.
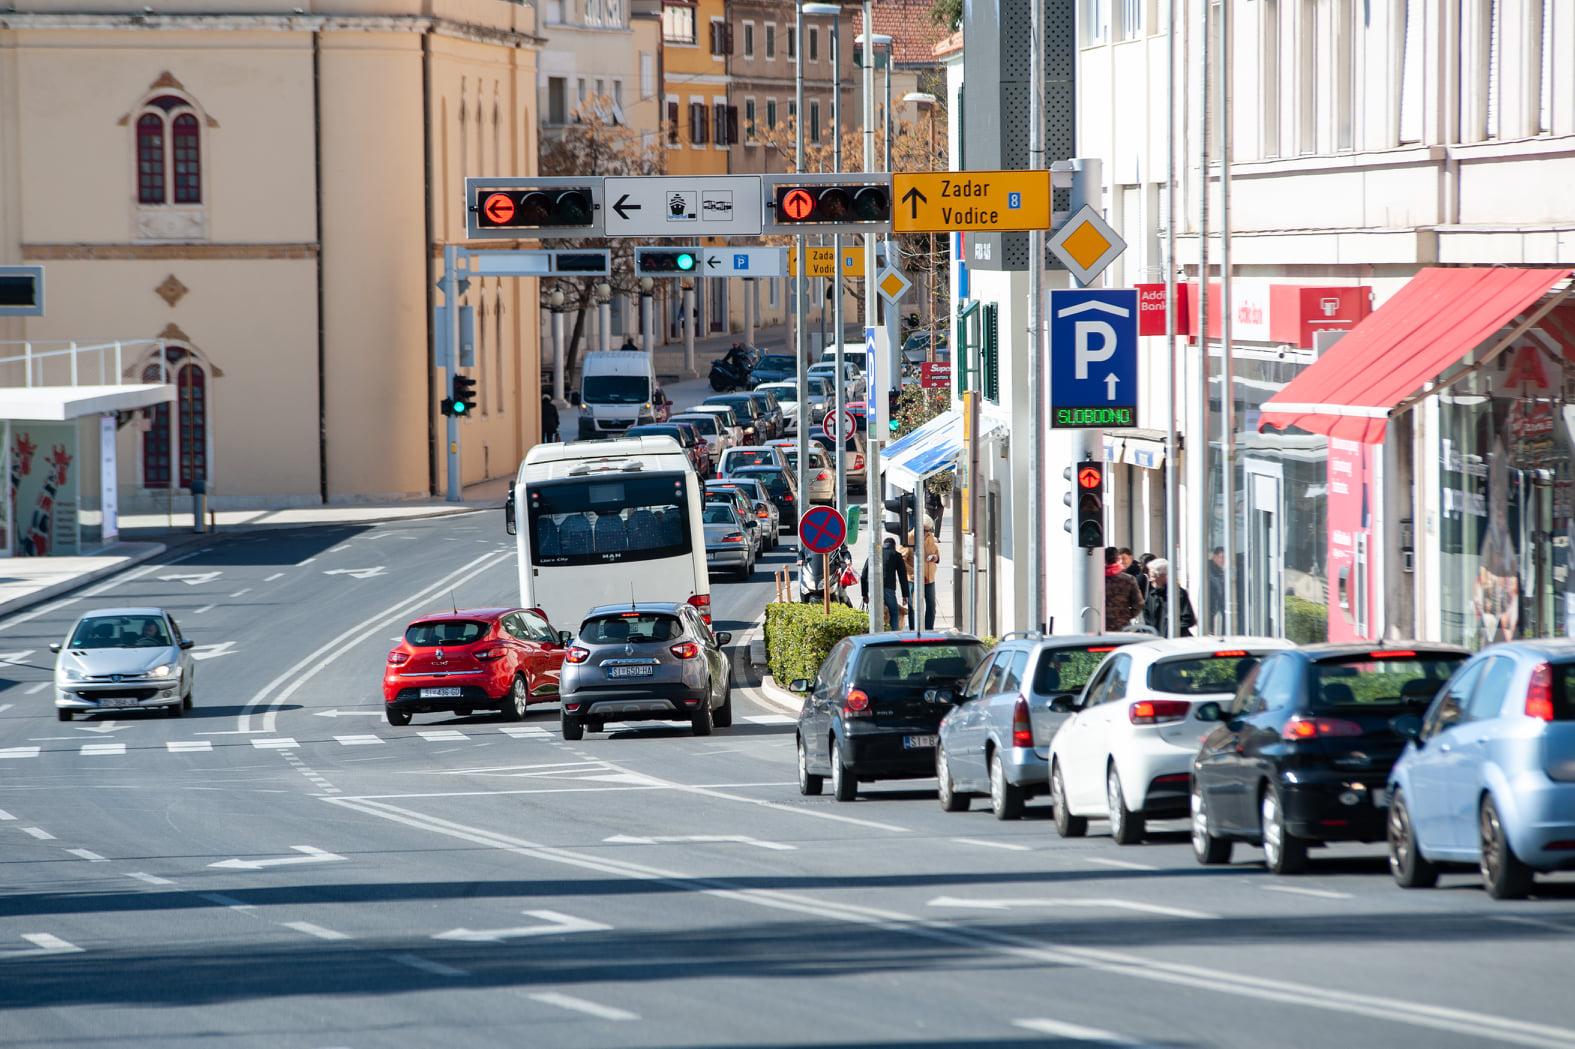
top-left (0, 340), bottom-right (165, 389)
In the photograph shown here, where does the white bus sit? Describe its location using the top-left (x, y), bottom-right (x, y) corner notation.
top-left (506, 436), bottom-right (712, 633)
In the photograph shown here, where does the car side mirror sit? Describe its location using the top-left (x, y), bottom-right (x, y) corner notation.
top-left (48, 642), bottom-right (61, 654)
top-left (1049, 695), bottom-right (1077, 714)
top-left (179, 639), bottom-right (196, 651)
top-left (1195, 701), bottom-right (1224, 723)
top-left (715, 631), bottom-right (733, 646)
top-left (789, 678), bottom-right (813, 693)
top-left (558, 630), bottom-right (574, 646)
top-left (504, 491), bottom-right (517, 536)
top-left (1390, 712), bottom-right (1423, 741)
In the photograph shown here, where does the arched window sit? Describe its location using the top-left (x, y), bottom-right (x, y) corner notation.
top-left (134, 95), bottom-right (202, 206)
top-left (177, 364), bottom-right (207, 488)
top-left (141, 363), bottom-right (172, 488)
top-left (139, 352), bottom-right (208, 490)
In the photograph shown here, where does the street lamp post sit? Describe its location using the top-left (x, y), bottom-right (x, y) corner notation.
top-left (596, 282), bottom-right (613, 353)
top-left (639, 276), bottom-right (654, 353)
top-left (549, 288), bottom-right (566, 407)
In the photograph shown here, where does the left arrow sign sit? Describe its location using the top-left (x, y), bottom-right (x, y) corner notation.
top-left (612, 194), bottom-right (641, 221)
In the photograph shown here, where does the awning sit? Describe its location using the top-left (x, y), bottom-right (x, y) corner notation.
top-left (1258, 267), bottom-right (1573, 442)
top-left (0, 383), bottom-right (174, 422)
top-left (883, 409), bottom-right (1005, 491)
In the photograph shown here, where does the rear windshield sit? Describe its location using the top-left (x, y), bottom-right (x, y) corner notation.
top-left (527, 473), bottom-right (690, 567)
top-left (675, 415), bottom-right (718, 434)
top-left (854, 643), bottom-right (986, 688)
top-left (738, 468), bottom-right (792, 495)
top-left (710, 396), bottom-right (756, 417)
top-left (782, 450), bottom-right (828, 470)
top-left (581, 613), bottom-right (682, 644)
top-left (1310, 654), bottom-right (1466, 710)
top-left (406, 620), bottom-right (488, 647)
top-left (701, 504), bottom-right (740, 525)
top-left (1033, 646), bottom-right (1125, 695)
top-left (1552, 664), bottom-right (1575, 721)
top-left (1149, 653), bottom-right (1268, 695)
top-left (726, 449), bottom-right (778, 469)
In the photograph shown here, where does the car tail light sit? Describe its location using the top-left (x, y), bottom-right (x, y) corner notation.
top-left (723, 533), bottom-right (744, 544)
top-left (1370, 649), bottom-right (1418, 659)
top-left (1526, 662), bottom-right (1555, 721)
top-left (816, 472), bottom-right (830, 482)
top-left (854, 454), bottom-right (865, 470)
top-left (1129, 699), bottom-right (1191, 724)
top-left (688, 593), bottom-right (712, 625)
top-left (1213, 650), bottom-right (1249, 658)
top-left (1011, 696), bottom-right (1034, 748)
top-left (1282, 716), bottom-right (1364, 740)
top-left (474, 646), bottom-right (504, 662)
top-left (757, 507), bottom-right (770, 519)
top-left (670, 642), bottom-right (701, 659)
top-left (843, 688), bottom-right (872, 718)
top-left (386, 650), bottom-right (409, 666)
top-left (564, 646), bottom-right (591, 664)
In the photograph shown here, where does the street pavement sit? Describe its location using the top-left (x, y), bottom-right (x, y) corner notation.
top-left (3, 488), bottom-right (1575, 1047)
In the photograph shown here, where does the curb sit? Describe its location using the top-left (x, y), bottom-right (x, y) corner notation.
top-left (753, 674), bottom-right (802, 716)
top-left (726, 608), bottom-right (769, 689)
top-left (0, 541), bottom-right (169, 619)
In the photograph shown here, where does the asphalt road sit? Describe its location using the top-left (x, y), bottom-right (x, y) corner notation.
top-left (4, 512), bottom-right (1575, 1049)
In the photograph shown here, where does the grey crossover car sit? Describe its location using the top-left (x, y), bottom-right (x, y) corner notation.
top-left (560, 602), bottom-right (733, 739)
top-left (51, 607), bottom-right (196, 720)
top-left (702, 502), bottom-right (754, 579)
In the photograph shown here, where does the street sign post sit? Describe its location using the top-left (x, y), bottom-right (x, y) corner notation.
top-left (875, 265), bottom-right (911, 305)
top-left (1047, 204), bottom-right (1127, 285)
top-left (891, 170), bottom-right (1052, 233)
top-left (1049, 288), bottom-right (1139, 429)
top-left (823, 407), bottom-right (856, 443)
top-left (799, 504), bottom-right (849, 616)
top-left (698, 247), bottom-right (787, 278)
top-left (603, 175), bottom-right (764, 237)
top-left (468, 250), bottom-right (611, 277)
top-left (920, 361), bottom-right (951, 389)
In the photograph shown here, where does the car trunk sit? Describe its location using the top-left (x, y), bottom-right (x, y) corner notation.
top-left (402, 621), bottom-right (490, 675)
top-left (853, 643), bottom-right (985, 733)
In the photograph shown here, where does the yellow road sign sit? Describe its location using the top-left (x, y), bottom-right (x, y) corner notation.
top-left (838, 246), bottom-right (865, 278)
top-left (788, 246), bottom-right (866, 279)
top-left (1046, 204), bottom-right (1127, 285)
top-left (892, 170), bottom-right (1052, 233)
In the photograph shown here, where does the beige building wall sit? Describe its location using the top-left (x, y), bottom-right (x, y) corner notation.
top-left (0, 2), bottom-right (542, 510)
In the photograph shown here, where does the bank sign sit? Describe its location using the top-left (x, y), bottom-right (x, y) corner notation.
top-left (1049, 289), bottom-right (1139, 429)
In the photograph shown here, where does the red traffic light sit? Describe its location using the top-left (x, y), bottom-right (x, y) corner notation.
top-left (772, 183), bottom-right (891, 227)
top-left (781, 188), bottom-right (814, 220)
top-left (1078, 465), bottom-right (1103, 489)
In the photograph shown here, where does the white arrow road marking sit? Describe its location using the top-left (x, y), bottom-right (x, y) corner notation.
top-left (73, 721), bottom-right (123, 734)
top-left (529, 992), bottom-right (639, 1022)
top-left (323, 567), bottom-right (387, 580)
top-left (0, 933), bottom-right (84, 959)
top-left (926, 896), bottom-right (1216, 920)
top-left (1104, 372), bottom-right (1120, 398)
top-left (208, 845), bottom-right (345, 871)
top-left (313, 709), bottom-right (387, 718)
top-left (157, 571), bottom-right (222, 586)
top-left (0, 649), bottom-right (37, 667)
top-left (190, 642), bottom-right (239, 662)
top-left (281, 921), bottom-right (351, 941)
top-left (603, 834), bottom-right (795, 851)
top-left (431, 909), bottom-right (611, 943)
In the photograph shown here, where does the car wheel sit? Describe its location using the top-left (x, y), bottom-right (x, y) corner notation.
top-left (1052, 762), bottom-right (1087, 838)
top-left (1190, 781), bottom-right (1233, 866)
top-left (1387, 789), bottom-right (1437, 889)
top-left (714, 679), bottom-right (734, 729)
top-left (989, 750), bottom-right (1025, 821)
top-left (691, 698), bottom-right (714, 737)
top-left (57, 709), bottom-right (72, 722)
top-left (562, 714), bottom-right (585, 741)
top-left (1479, 794), bottom-right (1534, 900)
top-left (182, 689), bottom-right (194, 711)
top-left (830, 737), bottom-right (857, 802)
top-left (165, 701), bottom-right (184, 719)
top-left (500, 675), bottom-right (529, 722)
top-left (385, 707), bottom-right (411, 727)
top-left (936, 743), bottom-right (969, 813)
top-left (1260, 783), bottom-right (1308, 875)
top-left (1107, 764), bottom-right (1145, 845)
top-left (798, 735), bottom-right (824, 796)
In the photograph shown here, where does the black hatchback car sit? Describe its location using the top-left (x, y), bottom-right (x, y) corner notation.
top-left (732, 465), bottom-right (799, 533)
top-left (792, 631), bottom-right (987, 801)
top-left (1190, 642), bottom-right (1468, 874)
top-left (704, 393), bottom-right (766, 442)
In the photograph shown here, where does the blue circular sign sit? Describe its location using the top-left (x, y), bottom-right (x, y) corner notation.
top-left (798, 505), bottom-right (847, 556)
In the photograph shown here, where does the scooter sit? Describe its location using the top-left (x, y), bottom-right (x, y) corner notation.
top-left (709, 357), bottom-right (751, 392)
top-left (799, 544), bottom-right (854, 605)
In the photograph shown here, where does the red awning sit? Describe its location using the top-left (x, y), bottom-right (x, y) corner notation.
top-left (1257, 267), bottom-right (1572, 442)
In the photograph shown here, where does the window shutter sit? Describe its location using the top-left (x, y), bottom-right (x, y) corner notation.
top-left (667, 99), bottom-right (679, 142)
top-left (1398, 0), bottom-right (1423, 143)
top-left (982, 303), bottom-right (1000, 402)
top-left (955, 305), bottom-right (970, 394)
top-left (724, 23), bottom-right (735, 54)
top-left (691, 102), bottom-right (708, 144)
top-left (709, 19), bottom-right (718, 53)
top-left (726, 105), bottom-right (739, 145)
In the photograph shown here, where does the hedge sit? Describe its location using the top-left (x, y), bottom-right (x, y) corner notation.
top-left (763, 602), bottom-right (869, 687)
top-left (1285, 596), bottom-right (1329, 644)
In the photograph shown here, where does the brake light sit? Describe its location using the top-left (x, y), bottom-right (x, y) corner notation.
top-left (854, 454), bottom-right (865, 470)
top-left (1129, 699), bottom-right (1191, 724)
top-left (1526, 662), bottom-right (1555, 721)
top-left (757, 508), bottom-right (770, 519)
top-left (1088, 646), bottom-right (1117, 653)
top-left (1282, 716), bottom-right (1364, 740)
top-left (844, 688), bottom-right (872, 717)
top-left (474, 646), bottom-right (504, 662)
top-left (670, 642), bottom-right (701, 660)
top-left (816, 472), bottom-right (830, 482)
top-left (723, 533), bottom-right (744, 543)
top-left (688, 593), bottom-right (712, 625)
top-left (386, 650), bottom-right (409, 666)
top-left (1213, 650), bottom-right (1249, 658)
top-left (1011, 696), bottom-right (1034, 748)
top-left (1369, 649), bottom-right (1418, 659)
top-left (565, 646), bottom-right (591, 664)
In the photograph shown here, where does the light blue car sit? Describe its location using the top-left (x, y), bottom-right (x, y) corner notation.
top-left (1386, 639), bottom-right (1575, 899)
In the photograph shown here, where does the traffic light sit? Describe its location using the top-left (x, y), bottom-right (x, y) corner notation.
top-left (470, 181), bottom-right (597, 235)
top-left (767, 178), bottom-right (892, 231)
top-left (635, 247), bottom-right (701, 277)
top-left (1075, 460), bottom-right (1105, 549)
top-left (887, 388), bottom-right (902, 433)
top-left (883, 495), bottom-right (911, 539)
top-left (443, 374), bottom-right (478, 418)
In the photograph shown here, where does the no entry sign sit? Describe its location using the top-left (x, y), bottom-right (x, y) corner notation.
top-left (798, 505), bottom-right (847, 555)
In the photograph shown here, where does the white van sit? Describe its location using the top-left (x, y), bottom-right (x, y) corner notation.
top-left (576, 351), bottom-right (669, 439)
top-left (818, 344), bottom-right (868, 374)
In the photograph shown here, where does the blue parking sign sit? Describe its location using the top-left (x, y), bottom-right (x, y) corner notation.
top-left (1049, 289), bottom-right (1138, 429)
top-left (733, 253), bottom-right (749, 270)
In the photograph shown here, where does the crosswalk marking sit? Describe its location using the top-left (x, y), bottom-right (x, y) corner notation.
top-left (743, 714), bottom-right (796, 725)
top-left (335, 735), bottom-right (384, 746)
top-left (0, 724), bottom-right (583, 761)
top-left (80, 743), bottom-right (125, 756)
top-left (251, 738), bottom-right (299, 749)
top-left (0, 747), bottom-right (40, 759)
top-left (418, 730), bottom-right (468, 742)
top-left (498, 726), bottom-right (550, 738)
top-left (166, 740), bottom-right (213, 753)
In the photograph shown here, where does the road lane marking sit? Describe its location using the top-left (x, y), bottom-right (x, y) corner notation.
top-left (65, 849), bottom-right (108, 862)
top-left (0, 702), bottom-right (12, 711)
top-left (193, 604), bottom-right (216, 614)
top-left (0, 747), bottom-right (40, 759)
top-left (742, 714), bottom-right (796, 725)
top-left (239, 550), bottom-right (508, 733)
top-left (229, 589), bottom-right (251, 598)
top-left (252, 738), bottom-right (299, 749)
top-left (25, 682), bottom-right (50, 694)
top-left (127, 872), bottom-right (175, 886)
top-left (604, 834), bottom-right (795, 851)
top-left (1085, 856), bottom-right (1158, 872)
top-left (0, 808), bottom-right (13, 820)
top-left (928, 895), bottom-right (1216, 920)
top-left (529, 992), bottom-right (638, 1022)
top-left (199, 893), bottom-right (256, 910)
top-left (498, 726), bottom-right (551, 738)
top-left (282, 921), bottom-right (351, 941)
top-left (167, 740), bottom-right (213, 753)
top-left (80, 743), bottom-right (126, 756)
top-left (953, 837), bottom-right (1032, 852)
top-left (1261, 884), bottom-right (1352, 900)
top-left (389, 953), bottom-right (467, 977)
top-left (418, 730), bottom-right (468, 743)
top-left (432, 910), bottom-right (612, 942)
top-left (21, 934), bottom-right (82, 954)
top-left (335, 735), bottom-right (385, 746)
top-left (1492, 915), bottom-right (1575, 933)
top-left (1015, 1018), bottom-right (1145, 1044)
top-left (264, 573), bottom-right (286, 582)
top-left (21, 826), bottom-right (55, 839)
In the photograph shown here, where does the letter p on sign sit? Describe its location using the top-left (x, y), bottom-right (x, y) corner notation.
top-left (1074, 320), bottom-right (1118, 380)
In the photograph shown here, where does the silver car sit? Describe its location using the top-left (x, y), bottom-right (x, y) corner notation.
top-left (776, 445), bottom-right (835, 505)
top-left (51, 607), bottom-right (196, 721)
top-left (559, 603), bottom-right (733, 739)
top-left (702, 502), bottom-right (754, 579)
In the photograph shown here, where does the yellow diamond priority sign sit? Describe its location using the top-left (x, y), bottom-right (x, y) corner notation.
top-left (876, 266), bottom-right (912, 305)
top-left (1047, 204), bottom-right (1126, 285)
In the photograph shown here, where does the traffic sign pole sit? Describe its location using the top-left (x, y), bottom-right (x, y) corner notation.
top-left (442, 244), bottom-right (462, 503)
top-left (862, 0), bottom-right (884, 633)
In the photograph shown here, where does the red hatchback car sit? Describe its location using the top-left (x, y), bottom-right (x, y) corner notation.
top-left (382, 607), bottom-right (569, 726)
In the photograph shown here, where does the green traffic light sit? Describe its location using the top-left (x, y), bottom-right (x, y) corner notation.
top-left (453, 400), bottom-right (468, 414)
top-left (677, 253), bottom-right (696, 271)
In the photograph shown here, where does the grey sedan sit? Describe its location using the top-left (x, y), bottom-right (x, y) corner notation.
top-left (52, 607), bottom-right (197, 720)
top-left (559, 602), bottom-right (733, 739)
top-left (702, 503), bottom-right (754, 579)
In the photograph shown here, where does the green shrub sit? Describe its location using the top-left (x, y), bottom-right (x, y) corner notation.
top-left (1285, 596), bottom-right (1328, 644)
top-left (763, 602), bottom-right (869, 686)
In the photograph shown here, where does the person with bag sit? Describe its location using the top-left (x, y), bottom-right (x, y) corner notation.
top-left (861, 537), bottom-right (909, 629)
top-left (903, 519), bottom-right (941, 630)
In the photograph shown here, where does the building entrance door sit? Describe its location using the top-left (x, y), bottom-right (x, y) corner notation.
top-left (1244, 459), bottom-right (1284, 637)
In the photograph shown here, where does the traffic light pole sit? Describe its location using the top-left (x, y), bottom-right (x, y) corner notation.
top-left (862, 0), bottom-right (884, 632)
top-left (443, 243), bottom-right (463, 503)
top-left (794, 0), bottom-right (810, 571)
top-left (1066, 160), bottom-right (1104, 633)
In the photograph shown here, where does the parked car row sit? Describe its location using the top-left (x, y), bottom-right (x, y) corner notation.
top-left (793, 629), bottom-right (1575, 900)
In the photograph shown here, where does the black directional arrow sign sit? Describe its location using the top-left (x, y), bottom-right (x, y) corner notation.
top-left (901, 186), bottom-right (928, 220)
top-left (706, 255), bottom-right (720, 270)
top-left (612, 194), bottom-right (641, 221)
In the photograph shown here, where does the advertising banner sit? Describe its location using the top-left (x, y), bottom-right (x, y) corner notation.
top-left (11, 423), bottom-right (80, 556)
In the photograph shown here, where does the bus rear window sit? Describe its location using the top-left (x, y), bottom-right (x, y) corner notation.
top-left (527, 473), bottom-right (691, 567)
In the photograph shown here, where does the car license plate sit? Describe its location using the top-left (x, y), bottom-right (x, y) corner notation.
top-left (608, 665), bottom-right (654, 679)
top-left (903, 734), bottom-right (938, 750)
top-left (100, 697), bottom-right (139, 709)
top-left (420, 687), bottom-right (463, 699)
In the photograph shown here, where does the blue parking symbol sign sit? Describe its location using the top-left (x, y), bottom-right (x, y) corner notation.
top-left (1049, 289), bottom-right (1139, 429)
top-left (733, 254), bottom-right (749, 271)
top-left (1008, 192), bottom-right (1022, 210)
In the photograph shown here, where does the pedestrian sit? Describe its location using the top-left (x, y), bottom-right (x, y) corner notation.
top-left (862, 536), bottom-right (909, 631)
top-left (904, 517), bottom-right (941, 630)
top-left (1104, 547), bottom-right (1143, 632)
top-left (619, 335), bottom-right (640, 352)
top-left (1143, 557), bottom-right (1196, 637)
top-left (1135, 552), bottom-right (1157, 597)
top-left (1208, 546), bottom-right (1227, 632)
top-left (925, 487), bottom-right (945, 533)
top-left (540, 393), bottom-right (560, 444)
top-left (1119, 546), bottom-right (1142, 580)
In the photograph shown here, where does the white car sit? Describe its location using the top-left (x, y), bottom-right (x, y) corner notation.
top-left (683, 404), bottom-right (746, 450)
top-left (670, 411), bottom-right (734, 459)
top-left (808, 362), bottom-right (865, 401)
top-left (754, 380), bottom-right (831, 433)
top-left (52, 607), bottom-right (197, 720)
top-left (1048, 636), bottom-right (1293, 845)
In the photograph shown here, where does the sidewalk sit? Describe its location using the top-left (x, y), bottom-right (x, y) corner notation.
top-left (0, 542), bottom-right (169, 618)
top-left (843, 502), bottom-right (957, 633)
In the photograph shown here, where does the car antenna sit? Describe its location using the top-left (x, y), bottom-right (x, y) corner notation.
top-left (450, 590), bottom-right (458, 614)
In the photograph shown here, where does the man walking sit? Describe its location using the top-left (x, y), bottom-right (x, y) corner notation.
top-left (1143, 558), bottom-right (1196, 637)
top-left (540, 393), bottom-right (560, 444)
top-left (1104, 547), bottom-right (1143, 632)
top-left (861, 536), bottom-right (909, 631)
top-left (1208, 546), bottom-right (1226, 632)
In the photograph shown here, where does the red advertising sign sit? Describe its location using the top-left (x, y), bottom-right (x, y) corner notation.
top-left (920, 361), bottom-right (951, 389)
top-left (1185, 282), bottom-right (1371, 348)
top-left (1134, 283), bottom-right (1192, 337)
top-left (1325, 438), bottom-right (1379, 643)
